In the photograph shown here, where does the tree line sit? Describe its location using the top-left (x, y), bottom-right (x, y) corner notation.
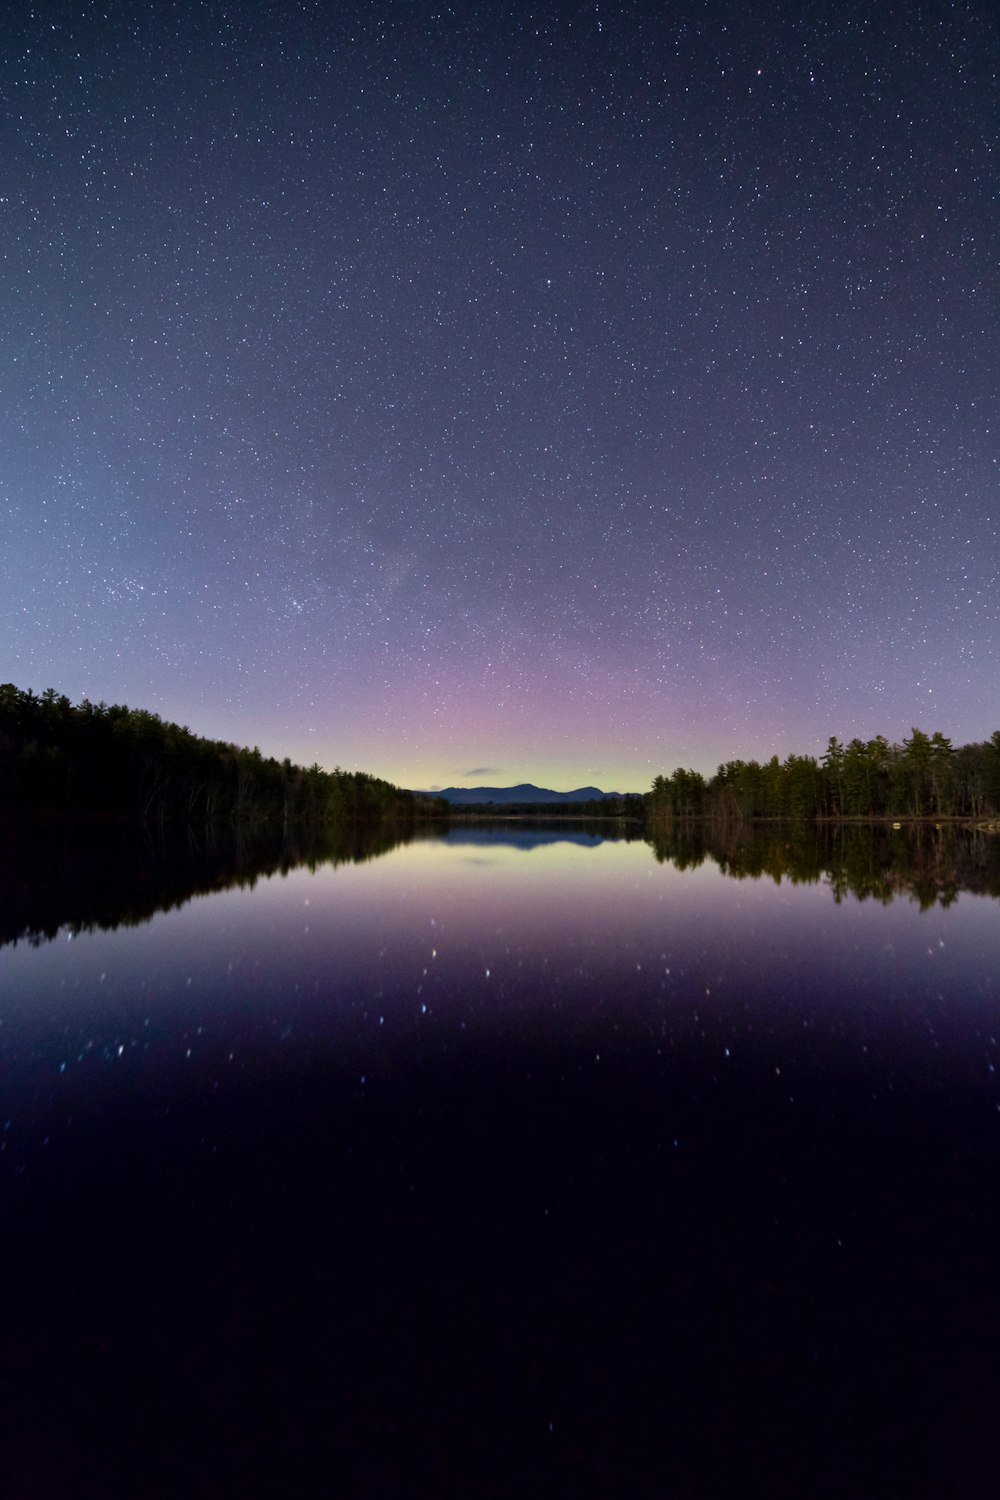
top-left (448, 797), bottom-right (643, 820)
top-left (0, 683), bottom-right (447, 827)
top-left (649, 729), bottom-right (1000, 824)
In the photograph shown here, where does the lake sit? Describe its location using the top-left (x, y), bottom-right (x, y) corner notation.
top-left (3, 822), bottom-right (1000, 1498)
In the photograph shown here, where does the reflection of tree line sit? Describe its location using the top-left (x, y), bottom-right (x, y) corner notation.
top-left (0, 821), bottom-right (437, 950)
top-left (650, 730), bottom-right (1000, 823)
top-left (649, 823), bottom-right (1000, 910)
top-left (0, 684), bottom-right (447, 827)
top-left (4, 821), bottom-right (998, 953)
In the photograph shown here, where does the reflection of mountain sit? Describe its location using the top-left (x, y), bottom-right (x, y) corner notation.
top-left (650, 823), bottom-right (1000, 910)
top-left (442, 823), bottom-right (613, 852)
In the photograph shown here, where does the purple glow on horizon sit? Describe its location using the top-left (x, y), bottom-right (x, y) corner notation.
top-left (2, 2), bottom-right (996, 790)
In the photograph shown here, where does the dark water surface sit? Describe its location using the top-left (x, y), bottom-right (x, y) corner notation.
top-left (3, 824), bottom-right (1000, 1497)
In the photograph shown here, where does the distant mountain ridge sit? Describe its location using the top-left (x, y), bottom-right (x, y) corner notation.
top-left (419, 783), bottom-right (639, 805)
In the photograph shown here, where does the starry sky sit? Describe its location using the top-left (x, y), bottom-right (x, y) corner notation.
top-left (2, 0), bottom-right (997, 792)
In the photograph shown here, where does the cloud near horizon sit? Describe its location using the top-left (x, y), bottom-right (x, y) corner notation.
top-left (460, 767), bottom-right (501, 779)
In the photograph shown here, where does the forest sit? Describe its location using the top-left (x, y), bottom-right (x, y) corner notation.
top-left (0, 683), bottom-right (446, 827)
top-left (4, 684), bottom-right (998, 831)
top-left (649, 730), bottom-right (1000, 824)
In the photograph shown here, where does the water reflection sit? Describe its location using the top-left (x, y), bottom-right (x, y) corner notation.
top-left (3, 819), bottom-right (998, 952)
top-left (650, 821), bottom-right (1000, 908)
top-left (0, 820), bottom-right (437, 950)
top-left (3, 820), bottom-right (1000, 1496)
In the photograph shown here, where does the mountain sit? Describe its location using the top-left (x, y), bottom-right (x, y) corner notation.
top-left (419, 784), bottom-right (638, 805)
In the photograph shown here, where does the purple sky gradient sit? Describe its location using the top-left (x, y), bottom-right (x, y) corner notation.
top-left (3, 0), bottom-right (996, 790)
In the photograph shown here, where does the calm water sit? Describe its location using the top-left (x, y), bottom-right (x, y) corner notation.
top-left (3, 823), bottom-right (1000, 1497)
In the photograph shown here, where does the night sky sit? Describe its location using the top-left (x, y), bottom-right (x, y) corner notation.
top-left (3, 0), bottom-right (996, 792)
